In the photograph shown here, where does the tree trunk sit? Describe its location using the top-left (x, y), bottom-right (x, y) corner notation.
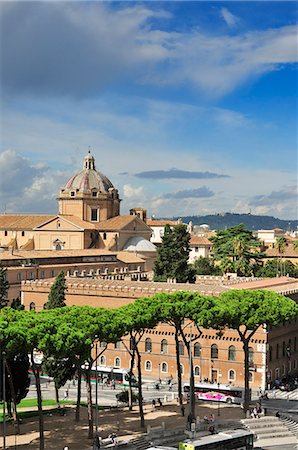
top-left (31, 350), bottom-right (44, 450)
top-left (75, 368), bottom-right (82, 422)
top-left (128, 352), bottom-right (135, 411)
top-left (55, 384), bottom-right (59, 404)
top-left (85, 369), bottom-right (94, 439)
top-left (175, 330), bottom-right (183, 407)
top-left (185, 342), bottom-right (195, 428)
top-left (242, 339), bottom-right (250, 413)
top-left (135, 345), bottom-right (145, 429)
top-left (5, 360), bottom-right (20, 434)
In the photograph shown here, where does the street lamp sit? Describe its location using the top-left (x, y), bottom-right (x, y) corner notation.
top-left (2, 351), bottom-right (6, 450)
top-left (217, 382), bottom-right (220, 417)
top-left (95, 336), bottom-right (99, 437)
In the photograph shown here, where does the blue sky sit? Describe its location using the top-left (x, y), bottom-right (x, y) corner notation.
top-left (0, 1), bottom-right (297, 219)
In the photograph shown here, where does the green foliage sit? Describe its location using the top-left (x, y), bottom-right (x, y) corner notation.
top-left (6, 352), bottom-right (30, 405)
top-left (116, 390), bottom-right (138, 404)
top-left (42, 356), bottom-right (76, 390)
top-left (44, 271), bottom-right (67, 309)
top-left (255, 259), bottom-right (298, 278)
top-left (210, 224), bottom-right (264, 276)
top-left (275, 237), bottom-right (287, 254)
top-left (154, 224), bottom-right (196, 283)
top-left (192, 257), bottom-right (222, 275)
top-left (0, 267), bottom-right (9, 308)
top-left (11, 298), bottom-right (25, 310)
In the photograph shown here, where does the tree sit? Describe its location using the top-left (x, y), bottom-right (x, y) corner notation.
top-left (213, 290), bottom-right (298, 412)
top-left (154, 224), bottom-right (195, 283)
top-left (293, 240), bottom-right (298, 253)
top-left (0, 308), bottom-right (30, 433)
top-left (275, 236), bottom-right (287, 276)
top-left (119, 298), bottom-right (161, 428)
top-left (44, 271), bottom-right (67, 309)
top-left (210, 224), bottom-right (264, 276)
top-left (193, 257), bottom-right (222, 276)
top-left (255, 259), bottom-right (298, 278)
top-left (0, 267), bottom-right (9, 308)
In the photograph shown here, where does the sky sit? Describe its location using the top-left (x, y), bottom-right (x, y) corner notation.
top-left (0, 1), bottom-right (297, 220)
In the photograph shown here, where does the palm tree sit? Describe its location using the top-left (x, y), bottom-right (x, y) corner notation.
top-left (275, 237), bottom-right (287, 276)
top-left (293, 240), bottom-right (298, 253)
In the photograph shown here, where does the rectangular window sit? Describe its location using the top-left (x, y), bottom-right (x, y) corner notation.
top-left (70, 191), bottom-right (75, 197)
top-left (21, 231), bottom-right (25, 237)
top-left (92, 191), bottom-right (97, 197)
top-left (91, 208), bottom-right (98, 221)
top-left (4, 230), bottom-right (7, 236)
top-left (17, 272), bottom-right (22, 281)
top-left (51, 270), bottom-right (55, 277)
top-left (40, 271), bottom-right (45, 279)
top-left (29, 272), bottom-right (34, 280)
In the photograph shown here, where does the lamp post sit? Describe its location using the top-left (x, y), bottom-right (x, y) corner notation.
top-left (2, 351), bottom-right (6, 450)
top-left (95, 337), bottom-right (99, 437)
top-left (187, 326), bottom-right (196, 431)
top-left (217, 382), bottom-right (220, 417)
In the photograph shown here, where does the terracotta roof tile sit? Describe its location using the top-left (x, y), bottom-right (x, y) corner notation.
top-left (190, 236), bottom-right (212, 246)
top-left (96, 215), bottom-right (151, 231)
top-left (0, 215), bottom-right (55, 229)
top-left (146, 219), bottom-right (180, 227)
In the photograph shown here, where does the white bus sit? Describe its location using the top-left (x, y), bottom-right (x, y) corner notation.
top-left (179, 429), bottom-right (254, 450)
top-left (88, 366), bottom-right (137, 387)
top-left (183, 382), bottom-right (248, 405)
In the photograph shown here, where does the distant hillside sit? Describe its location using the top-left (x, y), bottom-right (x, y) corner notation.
top-left (169, 213), bottom-right (298, 231)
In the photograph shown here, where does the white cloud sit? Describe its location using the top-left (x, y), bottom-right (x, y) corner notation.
top-left (123, 184), bottom-right (145, 199)
top-left (220, 8), bottom-right (239, 27)
top-left (1, 2), bottom-right (297, 98)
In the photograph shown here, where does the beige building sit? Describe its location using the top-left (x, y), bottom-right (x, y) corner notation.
top-left (0, 151), bottom-right (157, 299)
top-left (21, 275), bottom-right (298, 390)
top-left (0, 151), bottom-right (154, 255)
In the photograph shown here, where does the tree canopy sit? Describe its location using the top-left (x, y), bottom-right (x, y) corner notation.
top-left (44, 271), bottom-right (67, 309)
top-left (192, 256), bottom-right (222, 276)
top-left (153, 224), bottom-right (196, 283)
top-left (0, 267), bottom-right (9, 308)
top-left (210, 224), bottom-right (264, 276)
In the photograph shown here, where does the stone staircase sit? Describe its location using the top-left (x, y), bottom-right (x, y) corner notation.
top-left (242, 416), bottom-right (298, 447)
top-left (280, 413), bottom-right (298, 438)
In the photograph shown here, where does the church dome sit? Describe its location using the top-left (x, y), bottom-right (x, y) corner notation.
top-left (63, 151), bottom-right (115, 194)
top-left (123, 236), bottom-right (157, 252)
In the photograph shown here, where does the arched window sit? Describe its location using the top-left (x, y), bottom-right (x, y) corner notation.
top-left (248, 347), bottom-right (254, 366)
top-left (161, 339), bottom-right (168, 354)
top-left (161, 362), bottom-right (168, 373)
top-left (194, 343), bottom-right (201, 357)
top-left (194, 366), bottom-right (200, 376)
top-left (114, 357), bottom-right (121, 368)
top-left (180, 364), bottom-right (184, 374)
top-left (103, 232), bottom-right (107, 240)
top-left (145, 360), bottom-right (152, 371)
top-left (275, 367), bottom-right (280, 380)
top-left (29, 302), bottom-right (36, 311)
top-left (179, 341), bottom-right (184, 356)
top-left (145, 338), bottom-right (152, 353)
top-left (211, 344), bottom-right (218, 359)
top-left (248, 371), bottom-right (253, 382)
top-left (228, 345), bottom-right (236, 361)
top-left (100, 355), bottom-right (106, 366)
top-left (228, 369), bottom-right (236, 381)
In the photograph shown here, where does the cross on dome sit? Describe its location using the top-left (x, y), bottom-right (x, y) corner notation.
top-left (83, 148), bottom-right (95, 170)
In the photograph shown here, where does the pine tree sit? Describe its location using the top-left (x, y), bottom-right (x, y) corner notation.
top-left (154, 224), bottom-right (195, 283)
top-left (0, 267), bottom-right (9, 308)
top-left (44, 271), bottom-right (67, 309)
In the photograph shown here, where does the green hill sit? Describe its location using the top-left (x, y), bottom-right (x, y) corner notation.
top-left (169, 213), bottom-right (298, 231)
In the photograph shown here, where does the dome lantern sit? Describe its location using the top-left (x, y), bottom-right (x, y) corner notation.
top-left (83, 149), bottom-right (96, 171)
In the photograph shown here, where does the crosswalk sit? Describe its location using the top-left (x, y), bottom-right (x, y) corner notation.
top-left (268, 388), bottom-right (298, 401)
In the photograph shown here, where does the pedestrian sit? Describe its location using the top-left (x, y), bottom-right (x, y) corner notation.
top-left (64, 389), bottom-right (69, 400)
top-left (152, 399), bottom-right (156, 409)
top-left (181, 405), bottom-right (185, 417)
top-left (157, 398), bottom-right (162, 407)
top-left (111, 379), bottom-right (116, 390)
top-left (169, 381), bottom-right (173, 391)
